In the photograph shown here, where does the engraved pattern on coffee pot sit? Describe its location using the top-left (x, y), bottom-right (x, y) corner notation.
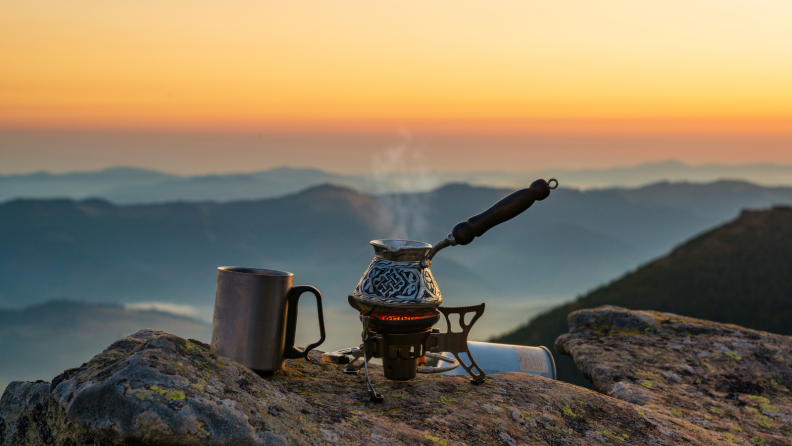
top-left (351, 239), bottom-right (443, 311)
top-left (354, 257), bottom-right (442, 307)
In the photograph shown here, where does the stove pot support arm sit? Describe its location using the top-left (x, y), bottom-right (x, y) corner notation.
top-left (421, 178), bottom-right (557, 268)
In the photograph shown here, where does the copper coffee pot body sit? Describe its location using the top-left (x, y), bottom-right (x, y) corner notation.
top-left (351, 240), bottom-right (442, 313)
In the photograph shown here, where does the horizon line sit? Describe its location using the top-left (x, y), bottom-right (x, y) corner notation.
top-left (4, 159), bottom-right (792, 178)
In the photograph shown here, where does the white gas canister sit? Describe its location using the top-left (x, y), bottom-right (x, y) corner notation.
top-left (439, 341), bottom-right (556, 380)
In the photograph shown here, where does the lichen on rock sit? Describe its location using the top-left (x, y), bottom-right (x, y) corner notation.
top-left (556, 305), bottom-right (792, 446)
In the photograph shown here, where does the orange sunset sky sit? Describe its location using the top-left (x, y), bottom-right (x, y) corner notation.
top-left (1, 0), bottom-right (791, 174)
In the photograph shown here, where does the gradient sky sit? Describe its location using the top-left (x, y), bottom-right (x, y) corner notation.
top-left (1, 1), bottom-right (791, 174)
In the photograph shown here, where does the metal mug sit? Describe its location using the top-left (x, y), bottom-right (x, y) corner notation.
top-left (210, 267), bottom-right (326, 373)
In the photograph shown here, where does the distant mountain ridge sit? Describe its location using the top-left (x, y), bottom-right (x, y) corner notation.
top-left (493, 206), bottom-right (792, 387)
top-left (4, 161), bottom-right (792, 204)
top-left (3, 180), bottom-right (792, 354)
top-left (0, 166), bottom-right (358, 204)
top-left (532, 160), bottom-right (792, 189)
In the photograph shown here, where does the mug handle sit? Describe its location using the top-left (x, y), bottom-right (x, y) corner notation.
top-left (283, 285), bottom-right (326, 361)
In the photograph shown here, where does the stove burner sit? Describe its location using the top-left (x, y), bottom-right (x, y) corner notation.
top-left (363, 309), bottom-right (440, 333)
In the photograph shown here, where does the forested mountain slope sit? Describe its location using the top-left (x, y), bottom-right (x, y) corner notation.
top-left (494, 206), bottom-right (792, 387)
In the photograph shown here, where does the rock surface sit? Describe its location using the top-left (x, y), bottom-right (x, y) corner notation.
top-left (1, 327), bottom-right (741, 445)
top-left (556, 305), bottom-right (792, 446)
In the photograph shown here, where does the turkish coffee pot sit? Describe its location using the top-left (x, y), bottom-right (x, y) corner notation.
top-left (323, 178), bottom-right (558, 401)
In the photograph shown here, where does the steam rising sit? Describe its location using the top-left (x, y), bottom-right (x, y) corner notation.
top-left (370, 138), bottom-right (439, 240)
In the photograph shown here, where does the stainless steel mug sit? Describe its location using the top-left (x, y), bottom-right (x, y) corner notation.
top-left (210, 267), bottom-right (326, 373)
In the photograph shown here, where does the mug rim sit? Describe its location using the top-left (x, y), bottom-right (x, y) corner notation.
top-left (218, 266), bottom-right (293, 277)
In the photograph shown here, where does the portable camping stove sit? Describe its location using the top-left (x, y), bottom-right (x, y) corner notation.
top-left (322, 179), bottom-right (557, 402)
top-left (323, 301), bottom-right (486, 401)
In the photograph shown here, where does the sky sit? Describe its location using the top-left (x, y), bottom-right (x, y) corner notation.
top-left (1, 0), bottom-right (791, 174)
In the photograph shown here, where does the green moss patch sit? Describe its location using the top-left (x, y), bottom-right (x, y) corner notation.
top-left (562, 406), bottom-right (579, 417)
top-left (755, 414), bottom-right (772, 428)
top-left (150, 386), bottom-right (168, 396)
top-left (595, 429), bottom-right (626, 442)
top-left (769, 380), bottom-right (789, 392)
top-left (146, 386), bottom-right (185, 401)
top-left (423, 435), bottom-right (447, 445)
top-left (758, 403), bottom-right (779, 412)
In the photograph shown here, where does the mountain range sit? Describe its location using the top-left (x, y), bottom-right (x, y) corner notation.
top-left (493, 206), bottom-right (792, 388)
top-left (4, 161), bottom-right (792, 204)
top-left (3, 180), bottom-right (792, 354)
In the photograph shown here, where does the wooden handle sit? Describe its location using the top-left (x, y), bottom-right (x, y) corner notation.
top-left (451, 179), bottom-right (553, 246)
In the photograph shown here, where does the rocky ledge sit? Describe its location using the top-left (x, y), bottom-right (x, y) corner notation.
top-left (1, 308), bottom-right (789, 446)
top-left (556, 306), bottom-right (792, 446)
